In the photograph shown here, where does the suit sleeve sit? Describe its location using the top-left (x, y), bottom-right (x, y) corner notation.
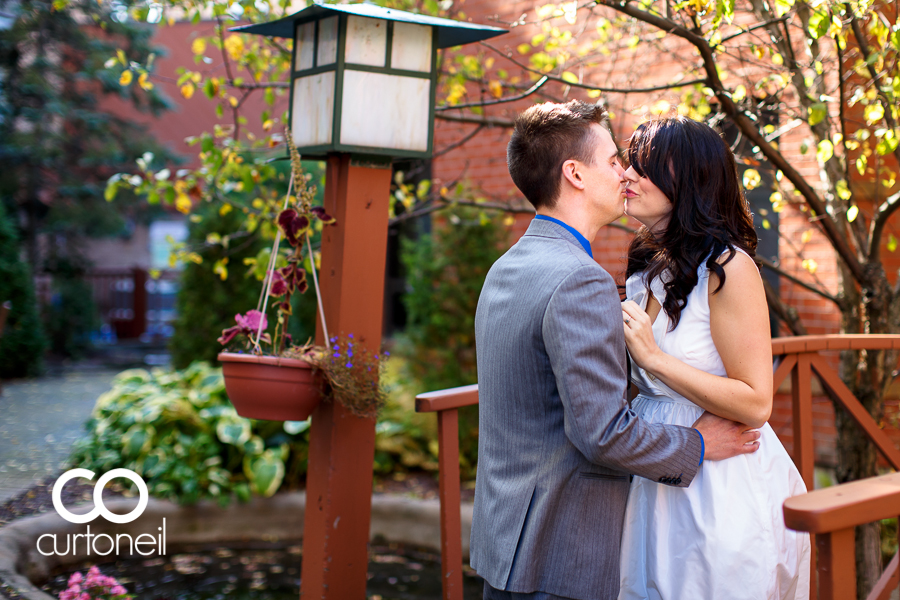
top-left (542, 264), bottom-right (702, 486)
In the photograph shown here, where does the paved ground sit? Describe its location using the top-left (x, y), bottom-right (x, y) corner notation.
top-left (0, 367), bottom-right (119, 503)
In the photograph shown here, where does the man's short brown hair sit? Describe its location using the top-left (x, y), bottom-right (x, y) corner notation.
top-left (507, 100), bottom-right (610, 210)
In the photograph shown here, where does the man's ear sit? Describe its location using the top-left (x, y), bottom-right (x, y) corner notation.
top-left (561, 159), bottom-right (586, 191)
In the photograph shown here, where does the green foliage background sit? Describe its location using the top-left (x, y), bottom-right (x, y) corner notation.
top-left (169, 205), bottom-right (268, 369)
top-left (0, 202), bottom-right (46, 377)
top-left (395, 207), bottom-right (507, 477)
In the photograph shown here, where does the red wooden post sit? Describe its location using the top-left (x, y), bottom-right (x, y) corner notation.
top-left (300, 154), bottom-right (392, 600)
top-left (791, 352), bottom-right (815, 490)
top-left (816, 528), bottom-right (856, 600)
top-left (132, 268), bottom-right (147, 338)
top-left (437, 409), bottom-right (464, 600)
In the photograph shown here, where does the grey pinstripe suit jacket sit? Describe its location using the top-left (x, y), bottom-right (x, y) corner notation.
top-left (471, 219), bottom-right (703, 600)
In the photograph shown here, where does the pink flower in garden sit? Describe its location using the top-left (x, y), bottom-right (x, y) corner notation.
top-left (111, 585), bottom-right (128, 595)
top-left (77, 593), bottom-right (91, 600)
top-left (68, 573), bottom-right (83, 586)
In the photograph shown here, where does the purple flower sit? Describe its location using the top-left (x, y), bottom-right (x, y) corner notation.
top-left (347, 350), bottom-right (353, 358)
top-left (333, 345), bottom-right (339, 350)
top-left (384, 351), bottom-right (390, 356)
top-left (333, 353), bottom-right (339, 358)
top-left (345, 362), bottom-right (353, 368)
top-left (348, 333), bottom-right (354, 338)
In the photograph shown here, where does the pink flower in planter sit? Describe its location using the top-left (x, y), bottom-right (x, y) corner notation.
top-left (218, 310), bottom-right (269, 345)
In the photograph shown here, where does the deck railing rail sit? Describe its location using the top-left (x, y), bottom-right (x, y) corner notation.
top-left (415, 335), bottom-right (900, 600)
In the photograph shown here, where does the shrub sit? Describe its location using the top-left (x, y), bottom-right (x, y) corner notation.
top-left (0, 201), bottom-right (46, 377)
top-left (396, 207), bottom-right (507, 478)
top-left (42, 254), bottom-right (98, 359)
top-left (70, 362), bottom-right (311, 504)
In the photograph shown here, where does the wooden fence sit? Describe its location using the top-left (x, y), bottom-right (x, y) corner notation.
top-left (415, 335), bottom-right (900, 600)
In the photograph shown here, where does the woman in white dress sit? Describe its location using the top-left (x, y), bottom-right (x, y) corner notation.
top-left (616, 117), bottom-right (811, 600)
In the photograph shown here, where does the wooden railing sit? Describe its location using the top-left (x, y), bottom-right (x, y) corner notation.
top-left (415, 335), bottom-right (900, 600)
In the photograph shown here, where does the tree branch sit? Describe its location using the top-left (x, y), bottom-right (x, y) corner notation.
top-left (433, 123), bottom-right (485, 158)
top-left (480, 41), bottom-right (707, 94)
top-left (596, 0), bottom-right (868, 285)
top-left (435, 113), bottom-right (515, 128)
top-left (762, 275), bottom-right (808, 335)
top-left (435, 76), bottom-right (549, 111)
top-left (757, 255), bottom-right (841, 305)
top-left (719, 14), bottom-right (793, 43)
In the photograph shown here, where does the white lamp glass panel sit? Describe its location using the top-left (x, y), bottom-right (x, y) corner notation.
top-left (340, 71), bottom-right (430, 152)
top-left (344, 15), bottom-right (386, 67)
top-left (292, 72), bottom-right (335, 147)
top-left (391, 22), bottom-right (432, 72)
top-left (294, 21), bottom-right (315, 71)
top-left (317, 16), bottom-right (338, 66)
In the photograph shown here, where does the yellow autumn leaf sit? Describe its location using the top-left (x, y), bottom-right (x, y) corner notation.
top-left (816, 140), bottom-right (834, 163)
top-left (488, 80), bottom-right (503, 99)
top-left (732, 85), bottom-right (747, 102)
top-left (802, 258), bottom-right (818, 274)
top-left (119, 70), bottom-right (133, 86)
top-left (771, 52), bottom-right (784, 65)
top-left (846, 205), bottom-right (859, 222)
top-left (138, 72), bottom-right (153, 91)
top-left (742, 169), bottom-right (761, 190)
top-left (220, 203), bottom-right (233, 216)
top-left (191, 38), bottom-right (206, 56)
top-left (836, 180), bottom-right (852, 201)
top-left (888, 234), bottom-right (898, 253)
top-left (262, 119), bottom-right (274, 131)
top-left (801, 230), bottom-right (813, 244)
top-left (228, 96), bottom-right (238, 107)
top-left (175, 193), bottom-right (192, 214)
top-left (503, 214), bottom-right (515, 226)
top-left (224, 35), bottom-right (245, 61)
top-left (180, 82), bottom-right (195, 99)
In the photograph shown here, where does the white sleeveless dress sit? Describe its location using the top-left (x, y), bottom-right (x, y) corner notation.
top-left (617, 253), bottom-right (811, 600)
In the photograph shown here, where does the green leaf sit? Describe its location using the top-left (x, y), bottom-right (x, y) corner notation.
top-left (104, 182), bottom-right (118, 202)
top-left (244, 450), bottom-right (285, 497)
top-left (216, 417), bottom-right (251, 445)
top-left (888, 234), bottom-right (898, 252)
top-left (808, 9), bottom-right (830, 39)
top-left (203, 78), bottom-right (216, 99)
top-left (561, 71), bottom-right (579, 84)
top-left (122, 424), bottom-right (154, 457)
top-left (808, 103), bottom-right (827, 126)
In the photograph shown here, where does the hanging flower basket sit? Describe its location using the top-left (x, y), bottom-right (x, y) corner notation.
top-left (218, 352), bottom-right (324, 421)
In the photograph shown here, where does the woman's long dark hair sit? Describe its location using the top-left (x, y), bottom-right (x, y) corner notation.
top-left (625, 117), bottom-right (758, 329)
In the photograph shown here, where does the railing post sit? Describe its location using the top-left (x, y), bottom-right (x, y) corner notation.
top-left (437, 409), bottom-right (464, 600)
top-left (816, 527), bottom-right (856, 600)
top-left (791, 352), bottom-right (815, 490)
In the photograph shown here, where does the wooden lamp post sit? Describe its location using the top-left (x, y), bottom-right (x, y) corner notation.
top-left (232, 5), bottom-right (505, 598)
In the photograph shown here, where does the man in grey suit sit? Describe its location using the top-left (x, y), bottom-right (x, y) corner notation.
top-left (471, 101), bottom-right (761, 600)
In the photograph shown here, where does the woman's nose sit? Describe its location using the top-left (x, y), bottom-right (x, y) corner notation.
top-left (623, 166), bottom-right (638, 181)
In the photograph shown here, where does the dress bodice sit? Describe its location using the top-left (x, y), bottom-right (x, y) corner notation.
top-left (624, 252), bottom-right (740, 403)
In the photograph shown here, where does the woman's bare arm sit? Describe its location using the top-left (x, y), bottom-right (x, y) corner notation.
top-left (622, 251), bottom-right (773, 428)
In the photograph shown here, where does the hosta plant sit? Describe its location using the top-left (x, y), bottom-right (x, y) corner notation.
top-left (70, 362), bottom-right (311, 504)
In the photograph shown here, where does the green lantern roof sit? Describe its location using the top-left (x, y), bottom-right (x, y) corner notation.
top-left (230, 2), bottom-right (506, 47)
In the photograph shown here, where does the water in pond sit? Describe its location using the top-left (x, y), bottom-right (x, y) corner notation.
top-left (40, 541), bottom-right (484, 600)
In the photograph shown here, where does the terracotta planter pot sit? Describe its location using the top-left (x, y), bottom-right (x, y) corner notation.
top-left (218, 352), bottom-right (323, 421)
